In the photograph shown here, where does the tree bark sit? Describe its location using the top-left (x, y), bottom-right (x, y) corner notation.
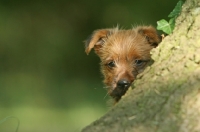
top-left (82, 0), bottom-right (200, 131)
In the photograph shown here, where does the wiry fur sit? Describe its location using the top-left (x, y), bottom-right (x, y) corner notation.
top-left (85, 26), bottom-right (161, 103)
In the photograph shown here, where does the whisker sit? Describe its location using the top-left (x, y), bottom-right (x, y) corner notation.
top-left (103, 86), bottom-right (109, 89)
top-left (103, 91), bottom-right (109, 99)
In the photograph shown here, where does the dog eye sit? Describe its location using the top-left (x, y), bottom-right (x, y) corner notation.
top-left (135, 60), bottom-right (144, 66)
top-left (107, 61), bottom-right (115, 68)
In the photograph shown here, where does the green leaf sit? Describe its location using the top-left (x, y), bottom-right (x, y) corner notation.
top-left (168, 0), bottom-right (183, 18)
top-left (157, 19), bottom-right (173, 34)
top-left (169, 17), bottom-right (175, 31)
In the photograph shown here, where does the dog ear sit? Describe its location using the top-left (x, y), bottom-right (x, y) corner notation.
top-left (84, 29), bottom-right (111, 55)
top-left (137, 26), bottom-right (162, 47)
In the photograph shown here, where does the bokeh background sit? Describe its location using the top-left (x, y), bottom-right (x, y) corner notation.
top-left (0, 0), bottom-right (178, 131)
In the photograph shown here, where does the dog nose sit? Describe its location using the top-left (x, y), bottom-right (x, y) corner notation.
top-left (117, 79), bottom-right (131, 88)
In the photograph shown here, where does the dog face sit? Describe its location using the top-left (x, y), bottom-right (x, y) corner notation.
top-left (85, 26), bottom-right (161, 102)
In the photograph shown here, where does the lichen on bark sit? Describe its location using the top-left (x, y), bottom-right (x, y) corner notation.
top-left (82, 0), bottom-right (200, 131)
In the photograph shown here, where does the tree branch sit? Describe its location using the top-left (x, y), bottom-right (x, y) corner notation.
top-left (82, 0), bottom-right (200, 131)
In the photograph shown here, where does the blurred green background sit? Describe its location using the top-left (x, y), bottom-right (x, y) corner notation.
top-left (0, 0), bottom-right (178, 131)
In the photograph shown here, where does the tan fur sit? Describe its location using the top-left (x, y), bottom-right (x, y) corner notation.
top-left (85, 26), bottom-right (161, 103)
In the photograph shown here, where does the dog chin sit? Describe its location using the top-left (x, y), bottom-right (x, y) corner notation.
top-left (110, 86), bottom-right (129, 101)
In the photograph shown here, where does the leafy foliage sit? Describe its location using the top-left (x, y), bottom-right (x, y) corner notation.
top-left (157, 0), bottom-right (184, 34)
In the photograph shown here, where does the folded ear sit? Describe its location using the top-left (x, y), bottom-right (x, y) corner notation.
top-left (137, 26), bottom-right (162, 47)
top-left (84, 29), bottom-right (111, 55)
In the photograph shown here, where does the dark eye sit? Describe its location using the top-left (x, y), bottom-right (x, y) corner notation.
top-left (135, 60), bottom-right (144, 66)
top-left (107, 61), bottom-right (115, 68)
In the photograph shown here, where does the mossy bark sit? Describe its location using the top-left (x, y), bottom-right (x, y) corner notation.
top-left (82, 0), bottom-right (200, 131)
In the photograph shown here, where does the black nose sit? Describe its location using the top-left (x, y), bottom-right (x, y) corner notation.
top-left (117, 79), bottom-right (131, 88)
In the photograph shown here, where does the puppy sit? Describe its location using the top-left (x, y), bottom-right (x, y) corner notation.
top-left (85, 26), bottom-right (161, 102)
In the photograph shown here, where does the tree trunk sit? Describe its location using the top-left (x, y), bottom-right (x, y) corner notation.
top-left (82, 0), bottom-right (200, 131)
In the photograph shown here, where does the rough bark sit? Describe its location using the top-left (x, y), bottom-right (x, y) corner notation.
top-left (82, 0), bottom-right (200, 131)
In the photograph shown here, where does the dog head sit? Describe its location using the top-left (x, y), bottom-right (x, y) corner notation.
top-left (85, 26), bottom-right (161, 101)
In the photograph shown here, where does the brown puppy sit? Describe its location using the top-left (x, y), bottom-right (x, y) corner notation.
top-left (85, 26), bottom-right (161, 102)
